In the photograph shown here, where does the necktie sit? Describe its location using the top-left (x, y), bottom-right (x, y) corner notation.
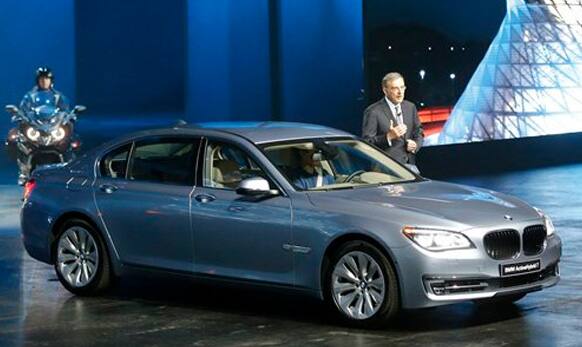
top-left (395, 104), bottom-right (403, 125)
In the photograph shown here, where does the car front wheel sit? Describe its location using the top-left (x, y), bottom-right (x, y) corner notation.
top-left (54, 219), bottom-right (112, 295)
top-left (325, 241), bottom-right (400, 326)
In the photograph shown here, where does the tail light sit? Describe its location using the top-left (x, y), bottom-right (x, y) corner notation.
top-left (23, 179), bottom-right (37, 200)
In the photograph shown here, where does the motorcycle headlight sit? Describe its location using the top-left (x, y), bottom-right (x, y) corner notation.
top-left (51, 126), bottom-right (66, 141)
top-left (25, 127), bottom-right (40, 141)
top-left (402, 226), bottom-right (474, 251)
top-left (534, 207), bottom-right (555, 236)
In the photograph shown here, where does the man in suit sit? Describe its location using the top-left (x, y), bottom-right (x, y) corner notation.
top-left (362, 72), bottom-right (424, 168)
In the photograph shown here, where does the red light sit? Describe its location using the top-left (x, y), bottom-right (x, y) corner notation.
top-left (71, 141), bottom-right (80, 149)
top-left (23, 179), bottom-right (36, 200)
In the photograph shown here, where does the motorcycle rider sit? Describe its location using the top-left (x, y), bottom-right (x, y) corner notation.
top-left (10, 67), bottom-right (72, 185)
top-left (20, 67), bottom-right (70, 113)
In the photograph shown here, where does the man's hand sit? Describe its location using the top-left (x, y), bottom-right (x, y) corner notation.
top-left (406, 139), bottom-right (417, 153)
top-left (387, 120), bottom-right (407, 141)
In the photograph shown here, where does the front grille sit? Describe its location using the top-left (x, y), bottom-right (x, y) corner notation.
top-left (484, 229), bottom-right (520, 260)
top-left (523, 224), bottom-right (547, 256)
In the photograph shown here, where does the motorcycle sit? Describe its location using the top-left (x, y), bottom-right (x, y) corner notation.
top-left (5, 104), bottom-right (85, 185)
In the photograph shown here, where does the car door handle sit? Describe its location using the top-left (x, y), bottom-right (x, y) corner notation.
top-left (228, 205), bottom-right (245, 212)
top-left (99, 184), bottom-right (118, 194)
top-left (195, 194), bottom-right (216, 203)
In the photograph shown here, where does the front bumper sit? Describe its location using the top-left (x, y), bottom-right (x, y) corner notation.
top-left (423, 262), bottom-right (559, 302)
top-left (393, 231), bottom-right (562, 309)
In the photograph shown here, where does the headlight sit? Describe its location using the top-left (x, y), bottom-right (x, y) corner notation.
top-left (544, 215), bottom-right (555, 236)
top-left (51, 126), bottom-right (66, 141)
top-left (25, 127), bottom-right (40, 141)
top-left (534, 207), bottom-right (555, 236)
top-left (402, 226), bottom-right (474, 251)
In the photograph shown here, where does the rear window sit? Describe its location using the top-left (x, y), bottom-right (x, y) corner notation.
top-left (128, 139), bottom-right (200, 186)
top-left (100, 144), bottom-right (131, 179)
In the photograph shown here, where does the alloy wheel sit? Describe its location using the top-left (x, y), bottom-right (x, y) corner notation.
top-left (56, 226), bottom-right (100, 288)
top-left (331, 251), bottom-right (386, 320)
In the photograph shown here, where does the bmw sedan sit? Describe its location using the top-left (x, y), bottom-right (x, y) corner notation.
top-left (21, 122), bottom-right (561, 326)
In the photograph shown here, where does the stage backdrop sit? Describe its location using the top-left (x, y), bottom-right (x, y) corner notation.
top-left (186, 0), bottom-right (365, 134)
top-left (0, 0), bottom-right (364, 136)
top-left (0, 0), bottom-right (75, 128)
top-left (76, 0), bottom-right (186, 115)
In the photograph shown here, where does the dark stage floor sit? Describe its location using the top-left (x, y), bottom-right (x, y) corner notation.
top-left (0, 121), bottom-right (581, 346)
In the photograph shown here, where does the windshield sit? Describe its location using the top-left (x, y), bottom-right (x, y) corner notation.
top-left (262, 139), bottom-right (418, 191)
top-left (31, 105), bottom-right (60, 119)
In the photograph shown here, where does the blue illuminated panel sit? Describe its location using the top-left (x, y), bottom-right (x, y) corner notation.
top-left (278, 0), bottom-right (364, 134)
top-left (186, 0), bottom-right (272, 122)
top-left (0, 0), bottom-right (75, 111)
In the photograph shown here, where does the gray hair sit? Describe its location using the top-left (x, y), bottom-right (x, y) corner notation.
top-left (382, 72), bottom-right (404, 87)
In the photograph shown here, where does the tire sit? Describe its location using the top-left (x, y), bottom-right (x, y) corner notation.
top-left (53, 219), bottom-right (113, 295)
top-left (473, 293), bottom-right (526, 306)
top-left (324, 240), bottom-right (400, 327)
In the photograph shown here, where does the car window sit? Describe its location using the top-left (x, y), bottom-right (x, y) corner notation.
top-left (203, 141), bottom-right (273, 190)
top-left (262, 139), bottom-right (416, 191)
top-left (100, 144), bottom-right (132, 179)
top-left (127, 138), bottom-right (200, 186)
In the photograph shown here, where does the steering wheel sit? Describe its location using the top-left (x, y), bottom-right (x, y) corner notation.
top-left (345, 170), bottom-right (366, 183)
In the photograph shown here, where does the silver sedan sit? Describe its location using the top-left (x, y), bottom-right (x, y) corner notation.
top-left (20, 122), bottom-right (561, 327)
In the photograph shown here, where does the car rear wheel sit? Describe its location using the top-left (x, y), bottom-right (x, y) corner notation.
top-left (54, 219), bottom-right (112, 295)
top-left (325, 241), bottom-right (400, 326)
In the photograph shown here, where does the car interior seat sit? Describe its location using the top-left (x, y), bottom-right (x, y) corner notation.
top-left (212, 159), bottom-right (241, 188)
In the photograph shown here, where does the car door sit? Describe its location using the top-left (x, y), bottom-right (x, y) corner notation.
top-left (191, 138), bottom-right (294, 285)
top-left (93, 136), bottom-right (201, 272)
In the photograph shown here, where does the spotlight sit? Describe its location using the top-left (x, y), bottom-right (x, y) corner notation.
top-left (450, 73), bottom-right (456, 80)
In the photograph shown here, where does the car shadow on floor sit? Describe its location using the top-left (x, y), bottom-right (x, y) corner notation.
top-left (57, 270), bottom-right (529, 332)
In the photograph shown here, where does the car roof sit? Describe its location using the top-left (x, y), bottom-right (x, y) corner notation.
top-left (100, 121), bottom-right (354, 148)
top-left (191, 121), bottom-right (353, 144)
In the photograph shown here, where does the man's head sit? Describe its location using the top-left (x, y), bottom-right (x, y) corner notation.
top-left (36, 67), bottom-right (53, 90)
top-left (382, 72), bottom-right (406, 104)
top-left (298, 148), bottom-right (321, 168)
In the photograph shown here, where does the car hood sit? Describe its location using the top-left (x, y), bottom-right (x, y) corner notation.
top-left (306, 180), bottom-right (540, 229)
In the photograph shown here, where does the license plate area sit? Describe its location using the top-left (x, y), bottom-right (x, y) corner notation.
top-left (500, 260), bottom-right (541, 277)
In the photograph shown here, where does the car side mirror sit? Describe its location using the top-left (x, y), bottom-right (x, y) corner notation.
top-left (73, 105), bottom-right (86, 114)
top-left (5, 105), bottom-right (19, 115)
top-left (236, 177), bottom-right (279, 197)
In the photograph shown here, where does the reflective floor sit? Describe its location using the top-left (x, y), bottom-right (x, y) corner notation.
top-left (1, 125), bottom-right (581, 345)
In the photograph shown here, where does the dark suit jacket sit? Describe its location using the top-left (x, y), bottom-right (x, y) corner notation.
top-left (362, 98), bottom-right (424, 164)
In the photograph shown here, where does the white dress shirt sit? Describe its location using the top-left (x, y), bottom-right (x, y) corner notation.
top-left (385, 97), bottom-right (403, 125)
top-left (384, 97), bottom-right (404, 146)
